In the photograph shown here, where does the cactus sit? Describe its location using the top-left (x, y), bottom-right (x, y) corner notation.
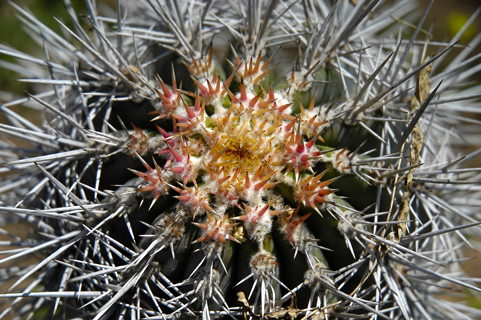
top-left (1, 0), bottom-right (481, 319)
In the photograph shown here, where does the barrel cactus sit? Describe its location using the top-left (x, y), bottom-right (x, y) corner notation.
top-left (1, 0), bottom-right (481, 319)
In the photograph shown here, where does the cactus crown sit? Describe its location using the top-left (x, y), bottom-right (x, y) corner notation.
top-left (1, 1), bottom-right (481, 320)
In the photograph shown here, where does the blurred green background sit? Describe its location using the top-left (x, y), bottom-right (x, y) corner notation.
top-left (0, 0), bottom-right (84, 96)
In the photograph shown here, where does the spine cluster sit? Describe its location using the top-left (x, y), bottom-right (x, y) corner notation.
top-left (126, 51), bottom-right (347, 316)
